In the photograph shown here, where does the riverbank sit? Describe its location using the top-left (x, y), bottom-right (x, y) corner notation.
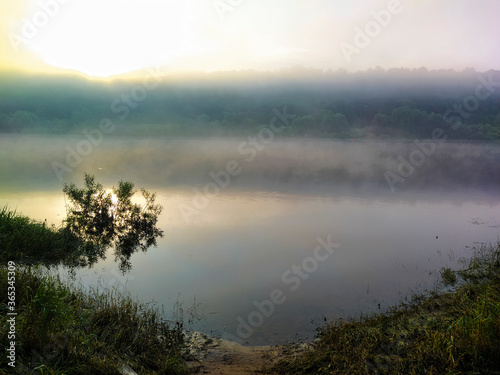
top-left (269, 243), bottom-right (500, 374)
top-left (0, 206), bottom-right (185, 373)
top-left (184, 332), bottom-right (286, 374)
top-left (182, 243), bottom-right (500, 374)
top-left (0, 265), bottom-right (187, 374)
top-left (1, 206), bottom-right (499, 374)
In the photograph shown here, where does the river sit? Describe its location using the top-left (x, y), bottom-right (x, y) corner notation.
top-left (1, 135), bottom-right (499, 345)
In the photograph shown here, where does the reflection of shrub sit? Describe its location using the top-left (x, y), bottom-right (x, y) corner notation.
top-left (0, 173), bottom-right (164, 272)
top-left (63, 173), bottom-right (164, 271)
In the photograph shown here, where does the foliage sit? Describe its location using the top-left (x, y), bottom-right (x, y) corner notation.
top-left (0, 181), bottom-right (178, 373)
top-left (1, 69), bottom-right (500, 140)
top-left (0, 266), bottom-right (187, 374)
top-left (440, 267), bottom-right (457, 286)
top-left (0, 173), bottom-right (164, 272)
top-left (63, 173), bottom-right (164, 272)
top-left (0, 206), bottom-right (80, 266)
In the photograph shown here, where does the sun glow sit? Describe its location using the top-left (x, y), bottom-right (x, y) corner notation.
top-left (24, 0), bottom-right (194, 77)
top-left (2, 0), bottom-right (499, 77)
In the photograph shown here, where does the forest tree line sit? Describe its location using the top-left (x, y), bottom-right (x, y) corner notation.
top-left (1, 68), bottom-right (499, 140)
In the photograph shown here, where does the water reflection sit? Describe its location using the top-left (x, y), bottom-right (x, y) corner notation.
top-left (1, 136), bottom-right (499, 345)
top-left (2, 187), bottom-right (498, 345)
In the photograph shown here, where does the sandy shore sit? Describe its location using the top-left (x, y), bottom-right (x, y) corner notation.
top-left (184, 332), bottom-right (308, 374)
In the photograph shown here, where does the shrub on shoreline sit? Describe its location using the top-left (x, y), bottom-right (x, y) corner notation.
top-left (1, 205), bottom-right (185, 374)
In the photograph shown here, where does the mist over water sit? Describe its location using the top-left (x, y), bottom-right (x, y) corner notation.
top-left (1, 135), bottom-right (499, 345)
top-left (1, 134), bottom-right (499, 194)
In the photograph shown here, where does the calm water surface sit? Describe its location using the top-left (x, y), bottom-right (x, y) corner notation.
top-left (1, 136), bottom-right (499, 345)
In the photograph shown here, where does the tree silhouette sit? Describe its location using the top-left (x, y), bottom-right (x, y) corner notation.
top-left (63, 173), bottom-right (163, 272)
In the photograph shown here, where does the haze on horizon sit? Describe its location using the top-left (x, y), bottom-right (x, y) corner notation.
top-left (1, 0), bottom-right (499, 79)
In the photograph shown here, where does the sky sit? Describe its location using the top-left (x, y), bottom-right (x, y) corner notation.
top-left (1, 0), bottom-right (499, 78)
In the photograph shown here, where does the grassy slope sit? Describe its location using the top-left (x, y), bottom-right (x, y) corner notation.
top-left (0, 206), bottom-right (72, 266)
top-left (0, 208), bottom-right (187, 374)
top-left (0, 267), bottom-right (188, 375)
top-left (270, 244), bottom-right (500, 374)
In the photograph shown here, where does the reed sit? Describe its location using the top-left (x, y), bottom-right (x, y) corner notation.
top-left (270, 243), bottom-right (500, 374)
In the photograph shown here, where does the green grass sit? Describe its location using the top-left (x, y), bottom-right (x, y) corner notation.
top-left (0, 206), bottom-right (187, 374)
top-left (440, 267), bottom-right (457, 286)
top-left (0, 206), bottom-right (81, 267)
top-left (3, 206), bottom-right (500, 374)
top-left (0, 205), bottom-right (112, 269)
top-left (0, 267), bottom-right (187, 374)
top-left (270, 243), bottom-right (500, 374)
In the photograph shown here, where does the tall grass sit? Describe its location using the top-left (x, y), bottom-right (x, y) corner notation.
top-left (0, 206), bottom-right (105, 268)
top-left (0, 206), bottom-right (75, 266)
top-left (271, 243), bottom-right (500, 374)
top-left (0, 267), bottom-right (187, 374)
top-left (0, 206), bottom-right (187, 374)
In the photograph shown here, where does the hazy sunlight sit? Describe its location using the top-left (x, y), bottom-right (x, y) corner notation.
top-left (26, 0), bottom-right (194, 77)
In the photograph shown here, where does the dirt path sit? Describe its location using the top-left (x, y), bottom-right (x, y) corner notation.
top-left (185, 332), bottom-right (306, 374)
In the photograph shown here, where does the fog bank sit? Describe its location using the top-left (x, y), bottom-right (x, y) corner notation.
top-left (1, 135), bottom-right (499, 197)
